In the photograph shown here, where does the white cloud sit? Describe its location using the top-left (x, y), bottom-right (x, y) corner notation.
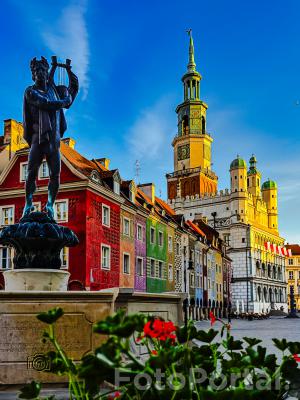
top-left (42, 0), bottom-right (90, 99)
top-left (126, 96), bottom-right (175, 160)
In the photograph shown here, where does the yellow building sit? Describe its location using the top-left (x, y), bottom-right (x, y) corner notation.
top-left (215, 250), bottom-right (223, 305)
top-left (286, 244), bottom-right (300, 311)
top-left (0, 119), bottom-right (27, 174)
top-left (168, 33), bottom-right (288, 313)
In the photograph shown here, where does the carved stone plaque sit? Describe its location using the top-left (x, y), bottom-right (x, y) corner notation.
top-left (0, 313), bottom-right (92, 363)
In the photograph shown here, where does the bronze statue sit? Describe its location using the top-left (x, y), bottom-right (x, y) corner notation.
top-left (0, 56), bottom-right (79, 270)
top-left (22, 56), bottom-right (79, 219)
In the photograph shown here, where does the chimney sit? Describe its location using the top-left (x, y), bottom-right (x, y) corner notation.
top-left (61, 137), bottom-right (76, 149)
top-left (96, 158), bottom-right (110, 170)
top-left (138, 183), bottom-right (155, 203)
top-left (3, 119), bottom-right (25, 149)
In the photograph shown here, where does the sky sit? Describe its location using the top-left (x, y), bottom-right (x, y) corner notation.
top-left (1, 0), bottom-right (300, 243)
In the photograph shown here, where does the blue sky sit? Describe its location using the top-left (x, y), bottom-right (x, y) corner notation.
top-left (1, 0), bottom-right (300, 243)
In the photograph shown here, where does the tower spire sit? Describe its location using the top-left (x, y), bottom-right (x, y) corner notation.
top-left (187, 29), bottom-right (196, 72)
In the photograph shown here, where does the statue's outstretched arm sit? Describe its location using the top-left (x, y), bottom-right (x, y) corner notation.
top-left (25, 87), bottom-right (72, 110)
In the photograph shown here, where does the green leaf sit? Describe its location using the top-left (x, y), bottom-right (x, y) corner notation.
top-left (195, 328), bottom-right (218, 343)
top-left (225, 336), bottom-right (243, 350)
top-left (243, 337), bottom-right (262, 347)
top-left (176, 322), bottom-right (198, 343)
top-left (288, 341), bottom-right (300, 355)
top-left (93, 310), bottom-right (149, 337)
top-left (272, 338), bottom-right (289, 352)
top-left (18, 381), bottom-right (41, 399)
top-left (37, 308), bottom-right (64, 324)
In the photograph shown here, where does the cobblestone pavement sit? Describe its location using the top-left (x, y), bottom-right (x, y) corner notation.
top-left (195, 315), bottom-right (300, 359)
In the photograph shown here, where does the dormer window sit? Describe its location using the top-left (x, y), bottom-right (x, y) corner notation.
top-left (91, 171), bottom-right (100, 183)
top-left (114, 180), bottom-right (120, 195)
top-left (129, 182), bottom-right (136, 203)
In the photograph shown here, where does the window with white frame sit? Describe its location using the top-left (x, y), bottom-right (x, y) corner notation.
top-left (0, 247), bottom-right (12, 269)
top-left (137, 224), bottom-right (143, 241)
top-left (176, 242), bottom-right (180, 255)
top-left (150, 259), bottom-right (155, 277)
top-left (289, 259), bottom-right (294, 265)
top-left (129, 189), bottom-right (135, 203)
top-left (101, 245), bottom-right (110, 270)
top-left (136, 257), bottom-right (143, 276)
top-left (54, 201), bottom-right (68, 222)
top-left (150, 227), bottom-right (155, 244)
top-left (39, 161), bottom-right (49, 179)
top-left (114, 180), bottom-right (120, 195)
top-left (60, 247), bottom-right (69, 269)
top-left (168, 236), bottom-right (173, 252)
top-left (158, 261), bottom-right (163, 278)
top-left (102, 205), bottom-right (110, 227)
top-left (20, 162), bottom-right (28, 182)
top-left (123, 218), bottom-right (130, 236)
top-left (168, 264), bottom-right (173, 281)
top-left (158, 231), bottom-right (163, 247)
top-left (0, 206), bottom-right (14, 225)
top-left (123, 253), bottom-right (130, 274)
top-left (289, 271), bottom-right (294, 280)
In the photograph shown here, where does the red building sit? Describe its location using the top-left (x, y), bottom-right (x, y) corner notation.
top-left (0, 138), bottom-right (124, 290)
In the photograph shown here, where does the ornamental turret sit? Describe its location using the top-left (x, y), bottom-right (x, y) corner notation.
top-left (262, 179), bottom-right (278, 232)
top-left (247, 155), bottom-right (261, 197)
top-left (230, 156), bottom-right (248, 223)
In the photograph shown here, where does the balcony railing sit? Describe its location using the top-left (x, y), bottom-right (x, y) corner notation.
top-left (166, 166), bottom-right (217, 181)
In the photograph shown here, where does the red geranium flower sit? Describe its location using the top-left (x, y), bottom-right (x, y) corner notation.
top-left (142, 319), bottom-right (177, 342)
top-left (209, 311), bottom-right (217, 326)
top-left (293, 354), bottom-right (300, 362)
top-left (108, 391), bottom-right (121, 399)
top-left (151, 350), bottom-right (158, 355)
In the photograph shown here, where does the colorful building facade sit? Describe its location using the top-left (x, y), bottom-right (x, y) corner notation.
top-left (286, 244), bottom-right (300, 311)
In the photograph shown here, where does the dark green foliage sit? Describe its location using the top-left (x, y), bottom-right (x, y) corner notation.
top-left (37, 308), bottom-right (64, 324)
top-left (18, 381), bottom-right (41, 399)
top-left (19, 308), bottom-right (300, 399)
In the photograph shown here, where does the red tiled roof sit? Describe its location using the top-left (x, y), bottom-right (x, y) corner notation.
top-left (186, 220), bottom-right (206, 237)
top-left (286, 244), bottom-right (300, 255)
top-left (155, 197), bottom-right (176, 216)
top-left (92, 159), bottom-right (108, 172)
top-left (136, 187), bottom-right (153, 206)
top-left (61, 141), bottom-right (96, 177)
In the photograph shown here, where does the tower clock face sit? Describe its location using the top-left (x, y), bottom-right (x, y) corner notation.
top-left (178, 144), bottom-right (190, 161)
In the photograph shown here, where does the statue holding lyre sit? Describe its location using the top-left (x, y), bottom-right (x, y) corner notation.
top-left (22, 56), bottom-right (79, 219)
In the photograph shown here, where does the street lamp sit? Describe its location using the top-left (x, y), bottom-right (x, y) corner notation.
top-left (183, 245), bottom-right (194, 326)
top-left (211, 212), bottom-right (217, 229)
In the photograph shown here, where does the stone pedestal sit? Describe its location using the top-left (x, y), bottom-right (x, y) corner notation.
top-left (3, 269), bottom-right (70, 291)
top-left (0, 289), bottom-right (184, 384)
top-left (0, 291), bottom-right (114, 384)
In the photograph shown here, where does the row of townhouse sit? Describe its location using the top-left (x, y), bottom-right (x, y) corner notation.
top-left (285, 244), bottom-right (300, 311)
top-left (0, 119), bottom-right (232, 314)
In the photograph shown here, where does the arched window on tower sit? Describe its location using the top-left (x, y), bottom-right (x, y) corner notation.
top-left (202, 116), bottom-right (205, 134)
top-left (192, 81), bottom-right (196, 99)
top-left (182, 115), bottom-right (189, 135)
